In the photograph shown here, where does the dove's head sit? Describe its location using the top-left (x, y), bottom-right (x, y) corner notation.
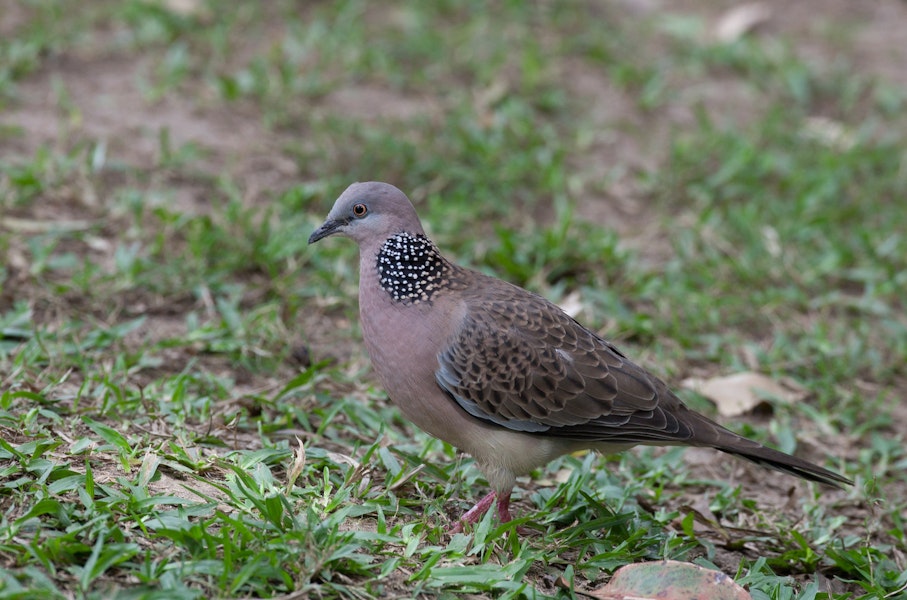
top-left (308, 182), bottom-right (425, 247)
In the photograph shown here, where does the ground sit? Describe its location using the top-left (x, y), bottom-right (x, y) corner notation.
top-left (1, 1), bottom-right (905, 599)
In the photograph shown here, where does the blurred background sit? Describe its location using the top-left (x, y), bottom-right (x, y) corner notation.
top-left (1, 1), bottom-right (905, 598)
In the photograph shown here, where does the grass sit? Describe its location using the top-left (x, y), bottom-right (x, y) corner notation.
top-left (1, 0), bottom-right (906, 598)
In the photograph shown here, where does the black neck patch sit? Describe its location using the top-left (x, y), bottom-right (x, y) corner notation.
top-left (376, 232), bottom-right (450, 304)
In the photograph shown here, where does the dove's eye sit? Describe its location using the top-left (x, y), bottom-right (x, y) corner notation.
top-left (352, 203), bottom-right (368, 218)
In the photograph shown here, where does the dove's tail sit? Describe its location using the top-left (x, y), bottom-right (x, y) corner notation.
top-left (681, 408), bottom-right (853, 488)
top-left (716, 438), bottom-right (853, 488)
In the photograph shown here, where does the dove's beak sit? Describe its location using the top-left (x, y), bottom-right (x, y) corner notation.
top-left (308, 217), bottom-right (348, 244)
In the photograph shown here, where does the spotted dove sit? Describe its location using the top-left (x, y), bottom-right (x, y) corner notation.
top-left (308, 182), bottom-right (852, 531)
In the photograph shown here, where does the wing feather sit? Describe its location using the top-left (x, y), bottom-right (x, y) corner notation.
top-left (435, 277), bottom-right (687, 441)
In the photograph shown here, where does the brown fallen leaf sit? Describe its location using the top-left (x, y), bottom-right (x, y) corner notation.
top-left (681, 371), bottom-right (807, 417)
top-left (286, 436), bottom-right (307, 491)
top-left (591, 560), bottom-right (751, 600)
top-left (714, 3), bottom-right (772, 43)
top-left (558, 290), bottom-right (585, 319)
top-left (163, 0), bottom-right (207, 17)
top-left (801, 116), bottom-right (856, 151)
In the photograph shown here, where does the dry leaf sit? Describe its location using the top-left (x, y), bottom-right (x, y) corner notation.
top-left (682, 371), bottom-right (807, 417)
top-left (138, 450), bottom-right (162, 488)
top-left (558, 290), bottom-right (585, 318)
top-left (286, 436), bottom-right (306, 490)
top-left (801, 116), bottom-right (856, 151)
top-left (388, 464), bottom-right (425, 491)
top-left (162, 0), bottom-right (206, 17)
top-left (325, 450), bottom-right (360, 469)
top-left (714, 3), bottom-right (771, 43)
top-left (591, 560), bottom-right (751, 600)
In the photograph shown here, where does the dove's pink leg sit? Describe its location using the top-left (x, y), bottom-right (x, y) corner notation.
top-left (495, 492), bottom-right (512, 523)
top-left (449, 491), bottom-right (514, 533)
